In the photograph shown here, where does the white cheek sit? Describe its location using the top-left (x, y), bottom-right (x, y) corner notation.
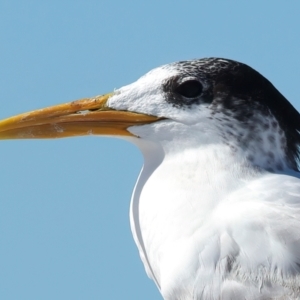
top-left (108, 87), bottom-right (210, 125)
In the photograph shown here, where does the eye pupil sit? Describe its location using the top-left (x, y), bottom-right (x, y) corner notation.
top-left (176, 80), bottom-right (203, 98)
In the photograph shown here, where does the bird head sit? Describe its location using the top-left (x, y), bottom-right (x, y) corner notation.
top-left (0, 58), bottom-right (299, 171)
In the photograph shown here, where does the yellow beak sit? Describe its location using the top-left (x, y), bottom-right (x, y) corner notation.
top-left (0, 93), bottom-right (160, 139)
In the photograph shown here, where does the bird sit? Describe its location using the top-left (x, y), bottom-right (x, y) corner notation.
top-left (1, 57), bottom-right (300, 299)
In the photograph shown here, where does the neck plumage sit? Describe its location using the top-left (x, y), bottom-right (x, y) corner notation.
top-left (129, 138), bottom-right (269, 298)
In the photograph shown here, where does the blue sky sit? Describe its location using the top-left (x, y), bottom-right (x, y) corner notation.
top-left (1, 1), bottom-right (300, 299)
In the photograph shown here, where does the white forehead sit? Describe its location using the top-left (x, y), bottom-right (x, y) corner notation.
top-left (121, 65), bottom-right (178, 93)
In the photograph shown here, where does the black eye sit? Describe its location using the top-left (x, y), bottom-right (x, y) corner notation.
top-left (175, 80), bottom-right (203, 98)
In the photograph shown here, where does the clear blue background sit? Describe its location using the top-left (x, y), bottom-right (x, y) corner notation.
top-left (0, 1), bottom-right (300, 299)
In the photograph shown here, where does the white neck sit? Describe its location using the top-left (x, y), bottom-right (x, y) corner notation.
top-left (129, 136), bottom-right (266, 298)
